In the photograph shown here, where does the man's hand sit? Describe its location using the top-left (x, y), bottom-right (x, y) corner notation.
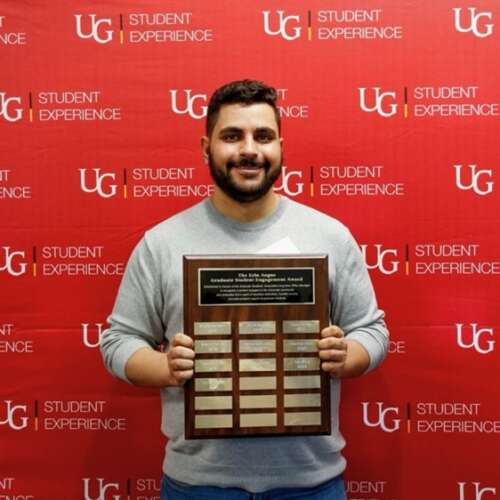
top-left (317, 325), bottom-right (371, 378)
top-left (317, 326), bottom-right (348, 378)
top-left (166, 333), bottom-right (195, 386)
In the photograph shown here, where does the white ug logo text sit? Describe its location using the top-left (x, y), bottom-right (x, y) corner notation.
top-left (75, 14), bottom-right (113, 44)
top-left (456, 324), bottom-right (495, 355)
top-left (358, 88), bottom-right (398, 117)
top-left (0, 92), bottom-right (23, 122)
top-left (0, 247), bottom-right (27, 276)
top-left (453, 8), bottom-right (494, 38)
top-left (361, 402), bottom-right (401, 433)
top-left (454, 165), bottom-right (494, 196)
top-left (79, 169), bottom-right (118, 198)
top-left (170, 90), bottom-right (207, 119)
top-left (0, 400), bottom-right (29, 430)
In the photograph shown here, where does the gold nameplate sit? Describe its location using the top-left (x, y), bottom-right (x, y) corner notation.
top-left (283, 320), bottom-right (320, 334)
top-left (195, 340), bottom-right (232, 354)
top-left (240, 376), bottom-right (276, 390)
top-left (240, 395), bottom-right (277, 409)
top-left (240, 413), bottom-right (277, 428)
top-left (194, 321), bottom-right (231, 336)
top-left (195, 414), bottom-right (233, 429)
top-left (284, 393), bottom-right (321, 408)
top-left (195, 378), bottom-right (233, 392)
top-left (195, 396), bottom-right (233, 411)
top-left (284, 375), bottom-right (321, 389)
top-left (283, 339), bottom-right (318, 353)
top-left (239, 358), bottom-right (276, 372)
top-left (239, 321), bottom-right (276, 334)
top-left (284, 357), bottom-right (320, 371)
top-left (195, 358), bottom-right (232, 373)
top-left (284, 412), bottom-right (322, 426)
top-left (239, 339), bottom-right (276, 353)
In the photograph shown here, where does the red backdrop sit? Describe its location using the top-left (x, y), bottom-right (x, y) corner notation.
top-left (1, 1), bottom-right (499, 499)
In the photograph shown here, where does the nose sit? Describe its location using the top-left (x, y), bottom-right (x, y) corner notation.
top-left (239, 135), bottom-right (258, 157)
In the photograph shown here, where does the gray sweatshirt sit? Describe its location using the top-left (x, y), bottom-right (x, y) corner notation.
top-left (101, 195), bottom-right (388, 492)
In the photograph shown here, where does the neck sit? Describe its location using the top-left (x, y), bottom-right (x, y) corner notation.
top-left (210, 188), bottom-right (280, 223)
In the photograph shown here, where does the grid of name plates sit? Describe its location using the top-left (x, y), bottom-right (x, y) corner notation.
top-left (193, 319), bottom-right (323, 433)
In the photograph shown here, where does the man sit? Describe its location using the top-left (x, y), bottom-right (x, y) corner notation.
top-left (101, 80), bottom-right (388, 499)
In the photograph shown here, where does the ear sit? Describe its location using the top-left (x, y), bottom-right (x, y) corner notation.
top-left (201, 136), bottom-right (210, 164)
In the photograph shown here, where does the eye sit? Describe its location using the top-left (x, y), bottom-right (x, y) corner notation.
top-left (255, 133), bottom-right (274, 143)
top-left (221, 133), bottom-right (240, 142)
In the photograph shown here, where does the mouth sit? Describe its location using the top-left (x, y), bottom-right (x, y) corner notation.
top-left (228, 159), bottom-right (267, 171)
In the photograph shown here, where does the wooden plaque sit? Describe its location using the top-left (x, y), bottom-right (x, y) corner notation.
top-left (183, 254), bottom-right (331, 439)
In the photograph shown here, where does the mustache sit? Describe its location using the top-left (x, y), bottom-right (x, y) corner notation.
top-left (226, 158), bottom-right (270, 169)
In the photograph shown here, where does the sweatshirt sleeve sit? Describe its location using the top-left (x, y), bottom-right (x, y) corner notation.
top-left (100, 234), bottom-right (166, 383)
top-left (330, 228), bottom-right (389, 372)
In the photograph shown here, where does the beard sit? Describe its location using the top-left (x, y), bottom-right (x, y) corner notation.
top-left (208, 152), bottom-right (282, 203)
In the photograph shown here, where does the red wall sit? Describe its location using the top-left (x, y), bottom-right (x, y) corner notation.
top-left (1, 1), bottom-right (499, 498)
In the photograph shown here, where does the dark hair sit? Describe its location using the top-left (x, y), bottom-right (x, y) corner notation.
top-left (206, 79), bottom-right (280, 136)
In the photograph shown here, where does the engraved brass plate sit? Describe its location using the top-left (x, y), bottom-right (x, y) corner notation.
top-left (240, 413), bottom-right (277, 427)
top-left (240, 376), bottom-right (277, 390)
top-left (195, 340), bottom-right (232, 353)
top-left (239, 358), bottom-right (276, 372)
top-left (195, 414), bottom-right (233, 429)
top-left (284, 357), bottom-right (320, 371)
top-left (239, 339), bottom-right (276, 353)
top-left (284, 375), bottom-right (321, 390)
top-left (283, 320), bottom-right (320, 334)
top-left (195, 378), bottom-right (233, 392)
top-left (283, 339), bottom-right (318, 353)
top-left (284, 412), bottom-right (322, 426)
top-left (194, 321), bottom-right (231, 336)
top-left (195, 396), bottom-right (233, 411)
top-left (240, 395), bottom-right (277, 409)
top-left (239, 321), bottom-right (276, 334)
top-left (284, 393), bottom-right (321, 408)
top-left (195, 358), bottom-right (232, 373)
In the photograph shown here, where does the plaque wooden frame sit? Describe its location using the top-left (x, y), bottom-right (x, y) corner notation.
top-left (183, 254), bottom-right (331, 439)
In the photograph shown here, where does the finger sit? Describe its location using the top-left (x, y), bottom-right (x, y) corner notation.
top-left (171, 333), bottom-right (194, 348)
top-left (173, 369), bottom-right (194, 383)
top-left (169, 357), bottom-right (194, 371)
top-left (321, 361), bottom-right (343, 375)
top-left (170, 345), bottom-right (195, 360)
top-left (317, 337), bottom-right (347, 350)
top-left (319, 349), bottom-right (347, 362)
top-left (321, 326), bottom-right (344, 339)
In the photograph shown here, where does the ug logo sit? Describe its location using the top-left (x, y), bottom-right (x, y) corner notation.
top-left (262, 11), bottom-right (302, 41)
top-left (0, 400), bottom-right (29, 431)
top-left (82, 478), bottom-right (120, 500)
top-left (75, 14), bottom-right (114, 44)
top-left (358, 88), bottom-right (398, 118)
top-left (0, 247), bottom-right (27, 276)
top-left (458, 482), bottom-right (497, 500)
top-left (361, 402), bottom-right (401, 433)
top-left (274, 166), bottom-right (304, 197)
top-left (454, 165), bottom-right (494, 196)
top-left (360, 244), bottom-right (399, 275)
top-left (81, 323), bottom-right (104, 348)
top-left (456, 324), bottom-right (495, 355)
top-left (170, 90), bottom-right (207, 119)
top-left (453, 8), bottom-right (494, 38)
top-left (0, 92), bottom-right (23, 122)
top-left (79, 168), bottom-right (118, 198)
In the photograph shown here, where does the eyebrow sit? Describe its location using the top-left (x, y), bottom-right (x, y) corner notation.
top-left (218, 126), bottom-right (277, 136)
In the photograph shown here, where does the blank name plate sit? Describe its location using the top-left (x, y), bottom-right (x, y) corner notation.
top-left (183, 254), bottom-right (331, 438)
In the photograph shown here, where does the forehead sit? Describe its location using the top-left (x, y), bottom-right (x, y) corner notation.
top-left (213, 103), bottom-right (279, 133)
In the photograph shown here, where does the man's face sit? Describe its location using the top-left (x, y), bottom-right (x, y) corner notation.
top-left (203, 103), bottom-right (283, 203)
